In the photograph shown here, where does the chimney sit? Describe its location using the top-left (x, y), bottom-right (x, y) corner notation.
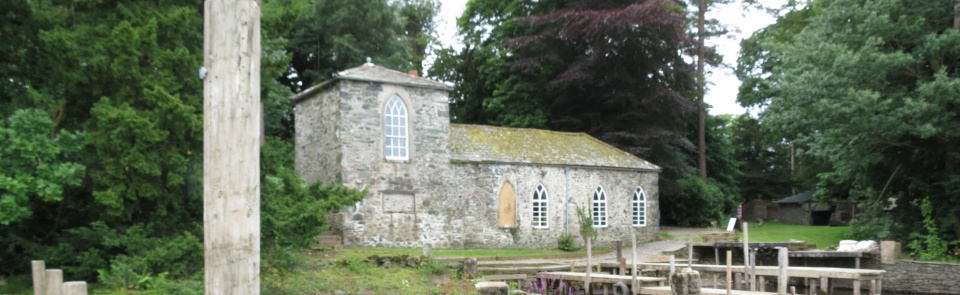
top-left (408, 70), bottom-right (418, 77)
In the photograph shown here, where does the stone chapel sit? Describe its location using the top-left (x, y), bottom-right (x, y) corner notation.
top-left (291, 62), bottom-right (662, 248)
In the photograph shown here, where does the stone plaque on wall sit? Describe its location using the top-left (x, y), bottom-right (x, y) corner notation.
top-left (383, 193), bottom-right (415, 213)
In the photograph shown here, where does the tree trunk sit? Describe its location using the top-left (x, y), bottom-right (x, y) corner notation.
top-left (697, 0), bottom-right (708, 181)
top-left (203, 1), bottom-right (262, 294)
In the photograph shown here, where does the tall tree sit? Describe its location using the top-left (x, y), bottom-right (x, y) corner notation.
top-left (740, 0), bottom-right (960, 242)
top-left (281, 0), bottom-right (436, 92)
top-left (398, 0), bottom-right (441, 73)
top-left (728, 115), bottom-right (793, 202)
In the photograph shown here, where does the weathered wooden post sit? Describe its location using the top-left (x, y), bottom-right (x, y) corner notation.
top-left (750, 248), bottom-right (757, 291)
top-left (586, 236), bottom-right (593, 294)
top-left (45, 269), bottom-right (62, 295)
top-left (669, 255), bottom-right (676, 286)
top-left (202, 0), bottom-right (262, 294)
top-left (62, 282), bottom-right (87, 295)
top-left (778, 247), bottom-right (789, 295)
top-left (31, 261), bottom-right (45, 295)
top-left (726, 251), bottom-right (732, 295)
top-left (687, 235), bottom-right (694, 267)
top-left (632, 230), bottom-right (639, 295)
top-left (743, 222), bottom-right (750, 290)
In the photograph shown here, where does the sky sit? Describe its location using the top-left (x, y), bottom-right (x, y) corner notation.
top-left (430, 0), bottom-right (786, 116)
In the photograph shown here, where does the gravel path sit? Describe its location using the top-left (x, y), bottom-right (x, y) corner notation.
top-left (556, 226), bottom-right (710, 264)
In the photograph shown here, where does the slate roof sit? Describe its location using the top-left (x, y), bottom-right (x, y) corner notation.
top-left (777, 191), bottom-right (816, 203)
top-left (290, 63), bottom-right (453, 103)
top-left (449, 124), bottom-right (660, 171)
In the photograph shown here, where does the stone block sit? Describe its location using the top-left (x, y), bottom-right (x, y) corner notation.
top-left (671, 268), bottom-right (702, 295)
top-left (475, 282), bottom-right (508, 295)
top-left (463, 258), bottom-right (478, 279)
top-left (880, 241), bottom-right (900, 264)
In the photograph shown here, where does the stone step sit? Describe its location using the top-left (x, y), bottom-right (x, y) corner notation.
top-left (314, 235), bottom-right (342, 244)
top-left (313, 235), bottom-right (343, 250)
top-left (478, 259), bottom-right (564, 267)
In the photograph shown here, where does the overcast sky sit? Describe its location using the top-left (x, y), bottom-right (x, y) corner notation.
top-left (429, 0), bottom-right (786, 116)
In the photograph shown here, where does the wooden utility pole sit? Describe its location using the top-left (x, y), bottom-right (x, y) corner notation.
top-left (697, 0), bottom-right (708, 181)
top-left (203, 0), bottom-right (262, 294)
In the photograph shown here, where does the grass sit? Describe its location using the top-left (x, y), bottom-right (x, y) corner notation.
top-left (735, 221), bottom-right (850, 249)
top-left (262, 251), bottom-right (478, 295)
top-left (1, 246), bottom-right (608, 295)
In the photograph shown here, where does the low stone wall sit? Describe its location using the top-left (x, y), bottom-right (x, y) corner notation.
top-left (877, 260), bottom-right (960, 294)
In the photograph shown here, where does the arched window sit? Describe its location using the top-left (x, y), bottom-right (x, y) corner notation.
top-left (633, 186), bottom-right (647, 226)
top-left (532, 184), bottom-right (548, 228)
top-left (592, 186), bottom-right (608, 227)
top-left (384, 95), bottom-right (408, 160)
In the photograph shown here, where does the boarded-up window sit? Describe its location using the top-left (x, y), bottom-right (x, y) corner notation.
top-left (498, 182), bottom-right (516, 228)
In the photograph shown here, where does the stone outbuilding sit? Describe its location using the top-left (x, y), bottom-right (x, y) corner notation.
top-left (291, 63), bottom-right (662, 248)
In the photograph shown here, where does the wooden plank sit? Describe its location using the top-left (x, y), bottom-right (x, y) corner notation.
top-left (497, 182), bottom-right (516, 227)
top-left (629, 263), bottom-right (885, 280)
top-left (537, 271), bottom-right (665, 285)
top-left (482, 274), bottom-right (526, 281)
top-left (640, 286), bottom-right (777, 295)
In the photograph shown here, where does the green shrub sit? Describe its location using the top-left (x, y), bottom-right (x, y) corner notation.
top-left (260, 138), bottom-right (366, 249)
top-left (576, 207), bottom-right (596, 244)
top-left (908, 197), bottom-right (950, 261)
top-left (557, 233), bottom-right (577, 251)
top-left (418, 258), bottom-right (448, 275)
top-left (662, 177), bottom-right (735, 227)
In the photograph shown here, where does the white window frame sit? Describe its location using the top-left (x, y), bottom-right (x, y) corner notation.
top-left (384, 95), bottom-right (408, 161)
top-left (633, 186), bottom-right (647, 227)
top-left (592, 186), bottom-right (608, 227)
top-left (532, 184), bottom-right (549, 229)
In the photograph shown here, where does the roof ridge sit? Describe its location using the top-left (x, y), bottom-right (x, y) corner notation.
top-left (337, 63), bottom-right (450, 87)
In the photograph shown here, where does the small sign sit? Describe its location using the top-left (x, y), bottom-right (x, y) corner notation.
top-left (737, 203), bottom-right (743, 219)
top-left (726, 217), bottom-right (737, 231)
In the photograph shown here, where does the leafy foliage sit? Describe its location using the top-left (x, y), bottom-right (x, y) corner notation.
top-left (728, 115), bottom-right (793, 202)
top-left (737, 0), bottom-right (960, 241)
top-left (908, 197), bottom-right (951, 260)
top-left (576, 207), bottom-right (596, 243)
top-left (0, 109), bottom-right (85, 225)
top-left (280, 0), bottom-right (439, 92)
top-left (260, 137), bottom-right (366, 249)
top-left (556, 233), bottom-right (577, 251)
top-left (0, 0), bottom-right (364, 285)
top-left (665, 177), bottom-right (734, 227)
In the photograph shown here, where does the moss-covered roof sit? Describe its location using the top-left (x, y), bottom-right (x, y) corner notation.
top-left (449, 124), bottom-right (660, 171)
top-left (290, 63), bottom-right (453, 103)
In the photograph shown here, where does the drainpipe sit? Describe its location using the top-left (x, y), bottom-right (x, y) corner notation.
top-left (564, 166), bottom-right (570, 235)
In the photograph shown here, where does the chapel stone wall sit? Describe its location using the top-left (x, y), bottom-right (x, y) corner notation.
top-left (295, 83), bottom-right (343, 185)
top-left (333, 80), bottom-right (452, 247)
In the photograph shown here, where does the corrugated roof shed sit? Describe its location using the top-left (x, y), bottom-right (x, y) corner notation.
top-left (290, 63), bottom-right (453, 103)
top-left (449, 124), bottom-right (660, 171)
